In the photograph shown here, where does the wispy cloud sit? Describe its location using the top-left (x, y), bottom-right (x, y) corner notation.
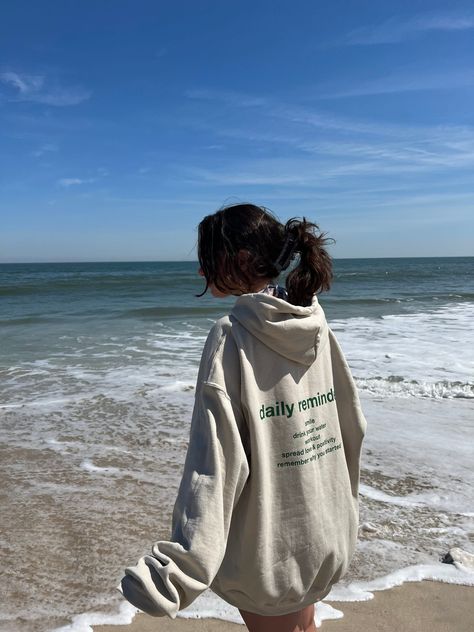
top-left (185, 88), bottom-right (267, 108)
top-left (185, 153), bottom-right (471, 188)
top-left (57, 177), bottom-right (96, 187)
top-left (0, 71), bottom-right (90, 106)
top-left (187, 89), bottom-right (384, 135)
top-left (187, 86), bottom-right (474, 141)
top-left (183, 88), bottom-right (474, 188)
top-left (317, 69), bottom-right (474, 99)
top-left (343, 12), bottom-right (474, 45)
top-left (57, 167), bottom-right (108, 187)
top-left (155, 48), bottom-right (168, 59)
top-left (30, 143), bottom-right (59, 158)
top-left (1, 72), bottom-right (44, 94)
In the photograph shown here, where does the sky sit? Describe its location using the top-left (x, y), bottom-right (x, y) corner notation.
top-left (1, 0), bottom-right (473, 262)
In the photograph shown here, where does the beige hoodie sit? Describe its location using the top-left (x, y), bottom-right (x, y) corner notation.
top-left (118, 293), bottom-right (366, 617)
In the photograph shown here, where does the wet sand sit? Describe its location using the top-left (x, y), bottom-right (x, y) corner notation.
top-left (93, 580), bottom-right (473, 632)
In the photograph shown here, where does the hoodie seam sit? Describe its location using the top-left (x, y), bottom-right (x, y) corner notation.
top-left (316, 323), bottom-right (329, 355)
top-left (201, 324), bottom-right (228, 384)
top-left (202, 380), bottom-right (231, 401)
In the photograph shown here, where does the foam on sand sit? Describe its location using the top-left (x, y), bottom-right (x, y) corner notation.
top-left (51, 601), bottom-right (138, 632)
top-left (360, 483), bottom-right (474, 516)
top-left (327, 557), bottom-right (474, 602)
top-left (55, 560), bottom-right (473, 632)
top-left (80, 459), bottom-right (122, 475)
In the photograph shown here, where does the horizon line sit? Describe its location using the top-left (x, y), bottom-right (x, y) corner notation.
top-left (0, 254), bottom-right (473, 265)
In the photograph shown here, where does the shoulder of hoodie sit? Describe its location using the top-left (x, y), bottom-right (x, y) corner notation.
top-left (198, 314), bottom-right (240, 397)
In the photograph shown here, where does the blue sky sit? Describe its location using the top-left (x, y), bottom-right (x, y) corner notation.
top-left (1, 0), bottom-right (473, 262)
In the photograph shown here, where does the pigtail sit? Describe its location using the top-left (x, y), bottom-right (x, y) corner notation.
top-left (197, 204), bottom-right (333, 305)
top-left (284, 218), bottom-right (334, 307)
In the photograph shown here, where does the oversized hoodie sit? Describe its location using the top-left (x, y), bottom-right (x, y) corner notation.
top-left (118, 293), bottom-right (367, 617)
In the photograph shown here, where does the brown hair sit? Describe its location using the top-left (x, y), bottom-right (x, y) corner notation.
top-left (197, 203), bottom-right (333, 307)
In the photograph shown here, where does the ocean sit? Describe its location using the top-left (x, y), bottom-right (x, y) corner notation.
top-left (0, 258), bottom-right (473, 631)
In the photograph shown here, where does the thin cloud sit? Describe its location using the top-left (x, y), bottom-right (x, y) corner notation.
top-left (185, 87), bottom-right (424, 137)
top-left (57, 167), bottom-right (108, 187)
top-left (192, 128), bottom-right (474, 182)
top-left (0, 71), bottom-right (91, 106)
top-left (343, 12), bottom-right (474, 45)
top-left (184, 87), bottom-right (474, 171)
top-left (1, 72), bottom-right (44, 93)
top-left (317, 69), bottom-right (474, 99)
top-left (187, 88), bottom-right (382, 136)
top-left (31, 143), bottom-right (59, 158)
top-left (181, 87), bottom-right (474, 188)
top-left (188, 165), bottom-right (314, 186)
top-left (185, 157), bottom-right (440, 188)
top-left (185, 88), bottom-right (267, 108)
top-left (57, 177), bottom-right (96, 187)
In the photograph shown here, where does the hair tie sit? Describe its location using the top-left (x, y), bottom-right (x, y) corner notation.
top-left (273, 233), bottom-right (298, 273)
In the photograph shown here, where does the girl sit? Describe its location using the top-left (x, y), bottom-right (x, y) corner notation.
top-left (118, 203), bottom-right (366, 632)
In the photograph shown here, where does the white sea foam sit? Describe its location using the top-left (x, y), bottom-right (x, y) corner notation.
top-left (315, 602), bottom-right (344, 627)
top-left (80, 460), bottom-right (121, 475)
top-left (326, 560), bottom-right (474, 601)
top-left (0, 396), bottom-right (72, 409)
top-left (45, 438), bottom-right (83, 454)
top-left (176, 590), bottom-right (243, 624)
top-left (330, 303), bottom-right (474, 399)
top-left (360, 483), bottom-right (473, 516)
top-left (50, 601), bottom-right (138, 632)
top-left (160, 380), bottom-right (196, 392)
top-left (356, 377), bottom-right (473, 399)
top-left (4, 304), bottom-right (472, 414)
top-left (360, 395), bottom-right (473, 516)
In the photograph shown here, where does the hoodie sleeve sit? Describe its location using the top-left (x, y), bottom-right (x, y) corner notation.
top-left (117, 381), bottom-right (250, 618)
top-left (328, 328), bottom-right (367, 501)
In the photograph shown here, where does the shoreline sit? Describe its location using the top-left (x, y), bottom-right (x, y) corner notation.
top-left (92, 580), bottom-right (474, 632)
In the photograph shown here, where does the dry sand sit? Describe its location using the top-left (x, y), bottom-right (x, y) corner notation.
top-left (93, 580), bottom-right (473, 632)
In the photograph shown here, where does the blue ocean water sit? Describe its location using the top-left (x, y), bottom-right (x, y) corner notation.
top-left (2, 258), bottom-right (473, 327)
top-left (1, 257), bottom-right (473, 399)
top-left (0, 257), bottom-right (473, 632)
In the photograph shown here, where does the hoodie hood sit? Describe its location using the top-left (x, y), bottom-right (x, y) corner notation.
top-left (231, 293), bottom-right (328, 366)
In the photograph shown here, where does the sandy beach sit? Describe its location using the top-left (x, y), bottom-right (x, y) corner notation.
top-left (93, 581), bottom-right (473, 632)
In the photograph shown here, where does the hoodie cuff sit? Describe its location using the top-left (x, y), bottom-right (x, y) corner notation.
top-left (117, 575), bottom-right (168, 618)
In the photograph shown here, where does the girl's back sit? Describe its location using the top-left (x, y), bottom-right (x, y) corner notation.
top-left (118, 203), bottom-right (366, 629)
